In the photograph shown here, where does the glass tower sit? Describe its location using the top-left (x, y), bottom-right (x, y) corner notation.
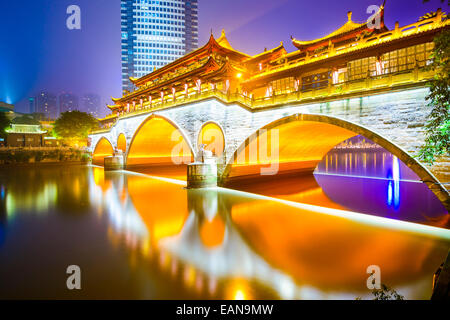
top-left (121, 0), bottom-right (198, 93)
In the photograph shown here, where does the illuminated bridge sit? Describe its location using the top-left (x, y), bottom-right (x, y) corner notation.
top-left (89, 6), bottom-right (450, 209)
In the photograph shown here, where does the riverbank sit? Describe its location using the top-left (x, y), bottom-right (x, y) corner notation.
top-left (0, 147), bottom-right (91, 165)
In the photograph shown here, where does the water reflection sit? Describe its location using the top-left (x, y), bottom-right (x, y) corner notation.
top-left (0, 165), bottom-right (91, 221)
top-left (229, 173), bottom-right (448, 227)
top-left (89, 167), bottom-right (449, 299)
top-left (315, 136), bottom-right (419, 181)
top-left (0, 165), bottom-right (449, 299)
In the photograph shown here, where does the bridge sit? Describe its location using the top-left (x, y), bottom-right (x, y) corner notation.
top-left (88, 7), bottom-right (450, 209)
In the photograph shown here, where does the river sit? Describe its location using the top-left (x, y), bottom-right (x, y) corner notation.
top-left (0, 154), bottom-right (448, 299)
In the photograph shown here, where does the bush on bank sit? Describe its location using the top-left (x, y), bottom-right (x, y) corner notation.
top-left (0, 148), bottom-right (91, 164)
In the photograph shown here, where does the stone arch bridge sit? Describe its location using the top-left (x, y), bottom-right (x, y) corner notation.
top-left (88, 88), bottom-right (450, 209)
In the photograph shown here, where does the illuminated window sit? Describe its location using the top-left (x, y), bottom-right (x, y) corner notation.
top-left (270, 77), bottom-right (296, 95)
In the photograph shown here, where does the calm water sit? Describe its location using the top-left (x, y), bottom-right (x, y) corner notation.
top-left (0, 163), bottom-right (449, 300)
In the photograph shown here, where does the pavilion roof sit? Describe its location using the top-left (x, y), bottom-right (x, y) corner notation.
top-left (203, 58), bottom-right (247, 81)
top-left (110, 56), bottom-right (225, 107)
top-left (291, 2), bottom-right (387, 51)
top-left (244, 42), bottom-right (287, 65)
top-left (128, 30), bottom-right (248, 88)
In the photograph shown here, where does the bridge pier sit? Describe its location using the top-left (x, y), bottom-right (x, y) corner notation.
top-left (104, 155), bottom-right (124, 171)
top-left (187, 158), bottom-right (217, 189)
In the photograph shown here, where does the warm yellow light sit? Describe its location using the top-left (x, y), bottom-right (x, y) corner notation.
top-left (92, 138), bottom-right (114, 166)
top-left (117, 133), bottom-right (127, 153)
top-left (198, 122), bottom-right (225, 157)
top-left (127, 116), bottom-right (193, 167)
top-left (228, 120), bottom-right (356, 179)
top-left (236, 73), bottom-right (242, 78)
top-left (234, 289), bottom-right (246, 300)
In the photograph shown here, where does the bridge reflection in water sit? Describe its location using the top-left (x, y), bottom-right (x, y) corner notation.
top-left (88, 164), bottom-right (449, 300)
top-left (0, 164), bottom-right (448, 299)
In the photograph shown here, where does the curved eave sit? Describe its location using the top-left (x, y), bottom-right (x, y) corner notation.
top-left (292, 22), bottom-right (367, 50)
top-left (98, 114), bottom-right (118, 122)
top-left (292, 3), bottom-right (386, 50)
top-left (107, 104), bottom-right (121, 110)
top-left (203, 59), bottom-right (247, 80)
top-left (129, 77), bottom-right (139, 85)
top-left (244, 43), bottom-right (287, 63)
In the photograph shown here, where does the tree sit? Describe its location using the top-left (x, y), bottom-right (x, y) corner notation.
top-left (53, 111), bottom-right (99, 144)
top-left (0, 112), bottom-right (11, 139)
top-left (356, 284), bottom-right (404, 300)
top-left (419, 26), bottom-right (450, 163)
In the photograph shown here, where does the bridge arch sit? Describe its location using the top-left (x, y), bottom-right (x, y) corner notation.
top-left (223, 113), bottom-right (449, 209)
top-left (117, 133), bottom-right (127, 153)
top-left (197, 121), bottom-right (226, 157)
top-left (92, 137), bottom-right (114, 166)
top-left (126, 114), bottom-right (195, 168)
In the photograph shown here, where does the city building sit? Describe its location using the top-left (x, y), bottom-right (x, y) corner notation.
top-left (83, 93), bottom-right (101, 118)
top-left (36, 92), bottom-right (58, 120)
top-left (28, 97), bottom-right (36, 114)
top-left (103, 6), bottom-right (447, 121)
top-left (59, 93), bottom-right (79, 113)
top-left (120, 0), bottom-right (199, 93)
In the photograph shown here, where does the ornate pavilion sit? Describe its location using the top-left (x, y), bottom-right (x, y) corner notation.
top-left (98, 4), bottom-right (449, 128)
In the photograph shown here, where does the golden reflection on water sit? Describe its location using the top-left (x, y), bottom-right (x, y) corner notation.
top-left (225, 174), bottom-right (345, 210)
top-left (90, 167), bottom-right (450, 300)
top-left (231, 199), bottom-right (444, 291)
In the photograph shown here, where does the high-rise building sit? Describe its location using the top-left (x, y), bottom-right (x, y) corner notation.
top-left (28, 97), bottom-right (36, 114)
top-left (184, 1), bottom-right (198, 53)
top-left (120, 0), bottom-right (198, 93)
top-left (36, 92), bottom-right (58, 120)
top-left (59, 93), bottom-right (79, 113)
top-left (83, 93), bottom-right (101, 118)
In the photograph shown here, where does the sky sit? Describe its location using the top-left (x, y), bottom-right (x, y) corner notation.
top-left (0, 0), bottom-right (447, 115)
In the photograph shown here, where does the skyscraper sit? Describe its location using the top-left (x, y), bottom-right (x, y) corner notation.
top-left (83, 93), bottom-right (101, 118)
top-left (28, 97), bottom-right (36, 114)
top-left (36, 92), bottom-right (58, 120)
top-left (120, 0), bottom-right (198, 93)
top-left (59, 93), bottom-right (79, 113)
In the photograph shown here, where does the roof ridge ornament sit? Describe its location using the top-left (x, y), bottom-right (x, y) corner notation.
top-left (347, 11), bottom-right (353, 22)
